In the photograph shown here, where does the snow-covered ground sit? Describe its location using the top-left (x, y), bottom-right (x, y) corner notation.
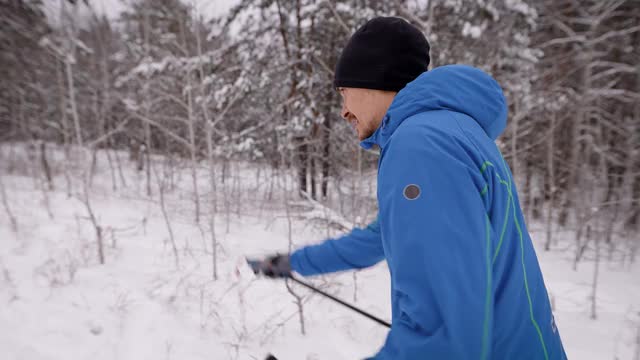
top-left (0, 146), bottom-right (638, 360)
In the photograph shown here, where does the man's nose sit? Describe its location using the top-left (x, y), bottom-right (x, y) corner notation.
top-left (341, 102), bottom-right (351, 120)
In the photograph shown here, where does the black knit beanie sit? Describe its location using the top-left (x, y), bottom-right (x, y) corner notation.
top-left (334, 17), bottom-right (430, 92)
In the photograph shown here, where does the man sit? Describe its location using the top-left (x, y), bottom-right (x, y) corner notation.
top-left (257, 17), bottom-right (567, 359)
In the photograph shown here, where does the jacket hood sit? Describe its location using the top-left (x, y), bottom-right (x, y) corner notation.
top-left (360, 65), bottom-right (507, 149)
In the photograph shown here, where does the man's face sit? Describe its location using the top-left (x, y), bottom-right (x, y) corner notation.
top-left (339, 87), bottom-right (396, 141)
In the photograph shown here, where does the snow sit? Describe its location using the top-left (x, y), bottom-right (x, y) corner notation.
top-left (505, 0), bottom-right (538, 19)
top-left (462, 22), bottom-right (483, 39)
top-left (0, 145), bottom-right (639, 359)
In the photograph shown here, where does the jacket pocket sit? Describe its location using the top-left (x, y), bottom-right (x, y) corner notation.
top-left (395, 290), bottom-right (443, 336)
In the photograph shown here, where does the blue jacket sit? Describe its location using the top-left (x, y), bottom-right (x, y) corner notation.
top-left (290, 65), bottom-right (567, 359)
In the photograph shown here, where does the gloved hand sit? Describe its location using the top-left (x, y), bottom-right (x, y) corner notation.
top-left (253, 254), bottom-right (292, 278)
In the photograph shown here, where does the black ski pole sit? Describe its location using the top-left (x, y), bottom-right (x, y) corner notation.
top-left (246, 258), bottom-right (391, 328)
top-left (286, 275), bottom-right (391, 328)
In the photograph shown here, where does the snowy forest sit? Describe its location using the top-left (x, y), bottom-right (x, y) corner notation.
top-left (1, 0), bottom-right (639, 359)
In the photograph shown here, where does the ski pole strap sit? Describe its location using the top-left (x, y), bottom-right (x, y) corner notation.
top-left (287, 275), bottom-right (391, 328)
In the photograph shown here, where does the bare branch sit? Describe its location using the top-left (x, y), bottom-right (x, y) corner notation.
top-left (129, 111), bottom-right (192, 149)
top-left (589, 25), bottom-right (640, 45)
top-left (322, 0), bottom-right (350, 34)
top-left (87, 119), bottom-right (130, 148)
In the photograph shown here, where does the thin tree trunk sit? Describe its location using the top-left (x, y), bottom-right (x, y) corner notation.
top-left (196, 18), bottom-right (218, 278)
top-left (352, 271), bottom-right (358, 303)
top-left (545, 112), bottom-right (556, 251)
top-left (624, 63), bottom-right (640, 235)
top-left (224, 156), bottom-right (230, 234)
top-left (297, 137), bottom-right (308, 197)
top-left (565, 25), bottom-right (594, 229)
top-left (65, 53), bottom-right (82, 148)
top-left (56, 58), bottom-right (72, 197)
top-left (27, 140), bottom-right (39, 189)
top-left (511, 101), bottom-right (519, 182)
top-left (573, 222), bottom-right (587, 271)
top-left (39, 142), bottom-right (53, 191)
top-left (38, 168), bottom-right (54, 220)
top-left (206, 122), bottom-right (218, 280)
top-left (157, 160), bottom-right (179, 269)
top-left (233, 161), bottom-right (241, 217)
top-left (105, 140), bottom-right (117, 191)
top-left (310, 150), bottom-right (317, 200)
top-left (187, 78), bottom-right (200, 223)
top-left (0, 175), bottom-right (18, 232)
top-left (572, 49), bottom-right (594, 264)
top-left (144, 128), bottom-right (151, 197)
top-left (113, 146), bottom-right (127, 188)
top-left (82, 179), bottom-right (104, 265)
top-left (62, 0), bottom-right (82, 148)
top-left (590, 234), bottom-right (600, 320)
top-left (88, 86), bottom-right (101, 188)
top-left (89, 147), bottom-right (98, 188)
top-left (282, 144), bottom-right (305, 335)
top-left (267, 164), bottom-right (275, 202)
top-left (321, 118), bottom-right (331, 199)
top-left (143, 8), bottom-right (152, 197)
top-left (350, 149), bottom-right (357, 218)
top-left (524, 163), bottom-right (533, 224)
top-left (100, 38), bottom-right (117, 192)
top-left (607, 198), bottom-right (620, 262)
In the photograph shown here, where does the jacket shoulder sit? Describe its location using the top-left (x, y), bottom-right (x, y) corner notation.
top-left (383, 111), bottom-right (490, 183)
top-left (386, 110), bottom-right (464, 153)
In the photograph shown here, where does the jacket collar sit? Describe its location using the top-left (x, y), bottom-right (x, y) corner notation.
top-left (359, 65), bottom-right (508, 150)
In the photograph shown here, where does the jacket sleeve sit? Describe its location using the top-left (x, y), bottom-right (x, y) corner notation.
top-left (289, 217), bottom-right (385, 276)
top-left (374, 130), bottom-right (493, 359)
